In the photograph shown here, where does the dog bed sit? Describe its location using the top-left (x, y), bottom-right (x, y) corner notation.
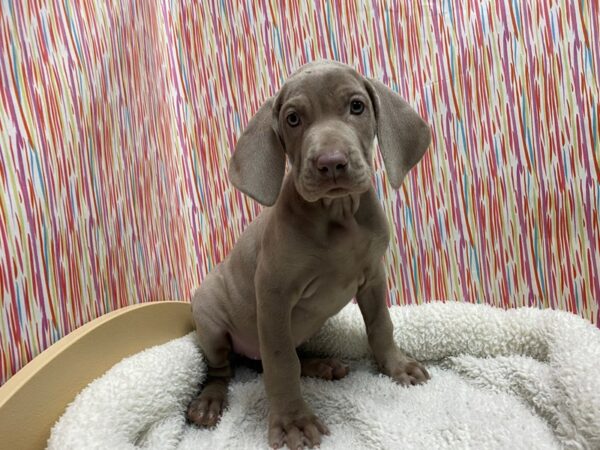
top-left (47, 302), bottom-right (600, 449)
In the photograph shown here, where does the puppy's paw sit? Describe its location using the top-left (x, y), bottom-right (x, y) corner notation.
top-left (386, 357), bottom-right (430, 386)
top-left (300, 357), bottom-right (349, 380)
top-left (268, 401), bottom-right (329, 449)
top-left (187, 380), bottom-right (228, 428)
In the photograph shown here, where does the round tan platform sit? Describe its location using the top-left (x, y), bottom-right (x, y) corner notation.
top-left (0, 301), bottom-right (194, 450)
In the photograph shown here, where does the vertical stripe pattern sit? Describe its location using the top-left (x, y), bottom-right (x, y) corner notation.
top-left (1, 0), bottom-right (598, 384)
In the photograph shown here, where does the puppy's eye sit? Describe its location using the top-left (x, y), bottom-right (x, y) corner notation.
top-left (286, 112), bottom-right (301, 127)
top-left (350, 100), bottom-right (365, 115)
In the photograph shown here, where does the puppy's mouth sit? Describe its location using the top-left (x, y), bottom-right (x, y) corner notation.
top-left (324, 186), bottom-right (352, 198)
top-left (298, 178), bottom-right (371, 202)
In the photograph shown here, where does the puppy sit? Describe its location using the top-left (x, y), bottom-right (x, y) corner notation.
top-left (187, 61), bottom-right (431, 449)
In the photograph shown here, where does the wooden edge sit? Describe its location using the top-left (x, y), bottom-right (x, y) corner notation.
top-left (0, 300), bottom-right (195, 450)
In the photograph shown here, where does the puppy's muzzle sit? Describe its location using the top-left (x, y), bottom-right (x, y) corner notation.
top-left (298, 122), bottom-right (371, 200)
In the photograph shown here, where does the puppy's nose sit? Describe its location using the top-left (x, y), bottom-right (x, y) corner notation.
top-left (315, 152), bottom-right (348, 178)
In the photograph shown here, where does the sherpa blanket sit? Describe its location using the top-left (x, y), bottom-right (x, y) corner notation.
top-left (48, 302), bottom-right (600, 449)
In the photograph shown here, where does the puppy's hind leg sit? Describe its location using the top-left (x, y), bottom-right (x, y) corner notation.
top-left (187, 289), bottom-right (233, 428)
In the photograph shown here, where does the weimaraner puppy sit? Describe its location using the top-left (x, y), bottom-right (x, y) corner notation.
top-left (187, 60), bottom-right (431, 449)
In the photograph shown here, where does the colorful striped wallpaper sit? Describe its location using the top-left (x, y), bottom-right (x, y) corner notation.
top-left (1, 1), bottom-right (598, 385)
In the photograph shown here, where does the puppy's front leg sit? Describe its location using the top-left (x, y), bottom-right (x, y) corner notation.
top-left (357, 263), bottom-right (430, 385)
top-left (256, 274), bottom-right (329, 449)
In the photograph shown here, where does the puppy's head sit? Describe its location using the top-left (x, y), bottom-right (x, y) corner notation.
top-left (229, 61), bottom-right (431, 206)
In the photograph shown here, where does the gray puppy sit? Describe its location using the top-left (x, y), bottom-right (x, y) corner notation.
top-left (188, 61), bottom-right (431, 449)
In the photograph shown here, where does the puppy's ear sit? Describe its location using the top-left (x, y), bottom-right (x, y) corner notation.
top-left (228, 97), bottom-right (285, 206)
top-left (366, 79), bottom-right (431, 188)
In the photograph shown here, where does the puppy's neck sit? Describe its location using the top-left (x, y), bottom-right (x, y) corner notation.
top-left (320, 195), bottom-right (361, 222)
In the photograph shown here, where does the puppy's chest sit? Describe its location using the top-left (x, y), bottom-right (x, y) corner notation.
top-left (294, 243), bottom-right (376, 322)
top-left (299, 224), bottom-right (386, 299)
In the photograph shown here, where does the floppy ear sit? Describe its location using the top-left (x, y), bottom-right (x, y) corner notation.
top-left (366, 80), bottom-right (431, 188)
top-left (228, 97), bottom-right (286, 206)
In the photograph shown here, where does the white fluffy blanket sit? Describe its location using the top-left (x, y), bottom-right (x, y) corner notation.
top-left (48, 302), bottom-right (600, 449)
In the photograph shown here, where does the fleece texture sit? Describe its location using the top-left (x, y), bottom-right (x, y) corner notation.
top-left (47, 302), bottom-right (600, 449)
